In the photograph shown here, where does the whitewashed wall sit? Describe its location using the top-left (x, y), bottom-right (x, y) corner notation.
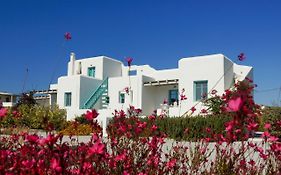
top-left (178, 54), bottom-right (227, 115)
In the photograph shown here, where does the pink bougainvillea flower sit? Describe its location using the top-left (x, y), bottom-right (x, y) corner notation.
top-left (262, 131), bottom-right (270, 138)
top-left (125, 57), bottom-right (133, 67)
top-left (123, 171), bottom-right (130, 175)
top-left (268, 135), bottom-right (278, 142)
top-left (166, 159), bottom-right (176, 169)
top-left (264, 123), bottom-right (271, 130)
top-left (238, 53), bottom-right (246, 61)
top-left (124, 87), bottom-right (129, 94)
top-left (0, 108), bottom-right (7, 118)
top-left (248, 159), bottom-right (255, 166)
top-left (64, 32), bottom-right (72, 40)
top-left (247, 122), bottom-right (258, 131)
top-left (226, 97), bottom-right (243, 112)
top-left (88, 141), bottom-right (105, 155)
top-left (85, 109), bottom-right (99, 121)
top-left (180, 94), bottom-right (187, 101)
top-left (50, 158), bottom-right (62, 172)
top-left (191, 106), bottom-right (196, 113)
top-left (25, 134), bottom-right (39, 143)
top-left (151, 125), bottom-right (158, 131)
top-left (201, 109), bottom-right (207, 114)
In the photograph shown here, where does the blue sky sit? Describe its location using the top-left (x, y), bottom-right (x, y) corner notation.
top-left (0, 0), bottom-right (281, 106)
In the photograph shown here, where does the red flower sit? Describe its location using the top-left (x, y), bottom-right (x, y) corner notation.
top-left (0, 108), bottom-right (7, 118)
top-left (50, 158), bottom-right (62, 172)
top-left (125, 57), bottom-right (133, 67)
top-left (180, 94), bottom-right (187, 101)
top-left (89, 142), bottom-right (105, 155)
top-left (64, 32), bottom-right (72, 40)
top-left (166, 159), bottom-right (176, 169)
top-left (191, 106), bottom-right (196, 113)
top-left (264, 123), bottom-right (271, 130)
top-left (226, 97), bottom-right (243, 112)
top-left (163, 98), bottom-right (168, 104)
top-left (201, 109), bottom-right (207, 114)
top-left (85, 109), bottom-right (99, 121)
top-left (238, 53), bottom-right (246, 61)
top-left (124, 87), bottom-right (129, 94)
top-left (248, 159), bottom-right (255, 166)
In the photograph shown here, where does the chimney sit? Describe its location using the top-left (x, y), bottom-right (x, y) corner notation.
top-left (68, 52), bottom-right (76, 76)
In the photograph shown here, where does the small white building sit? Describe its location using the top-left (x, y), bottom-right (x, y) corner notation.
top-left (49, 53), bottom-right (252, 123)
top-left (0, 92), bottom-right (18, 107)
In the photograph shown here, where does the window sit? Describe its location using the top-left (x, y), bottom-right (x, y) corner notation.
top-left (64, 92), bottom-right (72, 106)
top-left (129, 70), bottom-right (137, 76)
top-left (105, 96), bottom-right (110, 104)
top-left (88, 67), bottom-right (95, 77)
top-left (194, 81), bottom-right (208, 101)
top-left (119, 92), bottom-right (125, 103)
top-left (169, 89), bottom-right (178, 105)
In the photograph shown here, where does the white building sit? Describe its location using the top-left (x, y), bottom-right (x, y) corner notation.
top-left (49, 53), bottom-right (252, 124)
top-left (0, 92), bottom-right (18, 107)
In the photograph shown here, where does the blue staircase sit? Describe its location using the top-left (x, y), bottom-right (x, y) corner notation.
top-left (82, 77), bottom-right (109, 109)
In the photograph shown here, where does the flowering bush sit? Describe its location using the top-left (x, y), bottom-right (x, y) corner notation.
top-left (0, 80), bottom-right (281, 174)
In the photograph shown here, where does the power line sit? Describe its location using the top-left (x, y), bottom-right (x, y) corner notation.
top-left (254, 87), bottom-right (281, 93)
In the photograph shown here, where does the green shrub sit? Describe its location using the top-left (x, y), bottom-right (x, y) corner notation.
top-left (139, 114), bottom-right (232, 141)
top-left (1, 104), bottom-right (67, 131)
top-left (59, 122), bottom-right (95, 135)
top-left (260, 106), bottom-right (281, 137)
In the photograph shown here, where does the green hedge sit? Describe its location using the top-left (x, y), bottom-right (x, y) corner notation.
top-left (140, 114), bottom-right (232, 141)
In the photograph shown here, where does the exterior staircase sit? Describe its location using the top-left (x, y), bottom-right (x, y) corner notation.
top-left (82, 77), bottom-right (109, 109)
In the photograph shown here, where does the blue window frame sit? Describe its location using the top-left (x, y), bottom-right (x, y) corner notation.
top-left (169, 89), bottom-right (178, 105)
top-left (194, 81), bottom-right (208, 101)
top-left (119, 92), bottom-right (125, 103)
top-left (64, 92), bottom-right (72, 106)
top-left (129, 70), bottom-right (137, 76)
top-left (88, 67), bottom-right (95, 77)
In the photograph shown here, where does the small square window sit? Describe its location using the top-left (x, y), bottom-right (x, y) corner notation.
top-left (88, 67), bottom-right (96, 77)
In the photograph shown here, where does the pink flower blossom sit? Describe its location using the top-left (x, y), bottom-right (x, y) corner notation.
top-left (50, 158), bottom-right (62, 172)
top-left (191, 106), bottom-right (196, 113)
top-left (151, 125), bottom-right (158, 131)
top-left (125, 57), bottom-right (133, 67)
top-left (238, 53), bottom-right (246, 61)
top-left (201, 109), bottom-right (207, 114)
top-left (264, 123), bottom-right (271, 130)
top-left (166, 159), bottom-right (176, 169)
top-left (262, 131), bottom-right (270, 138)
top-left (226, 97), bottom-right (243, 112)
top-left (0, 108), bottom-right (7, 118)
top-left (85, 109), bottom-right (99, 121)
top-left (180, 94), bottom-right (187, 101)
top-left (124, 87), bottom-right (130, 94)
top-left (163, 98), bottom-right (168, 104)
top-left (64, 32), bottom-right (72, 40)
top-left (268, 135), bottom-right (278, 142)
top-left (248, 159), bottom-right (255, 166)
top-left (88, 141), bottom-right (105, 155)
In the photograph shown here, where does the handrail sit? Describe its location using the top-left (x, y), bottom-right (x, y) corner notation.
top-left (82, 77), bottom-right (108, 109)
